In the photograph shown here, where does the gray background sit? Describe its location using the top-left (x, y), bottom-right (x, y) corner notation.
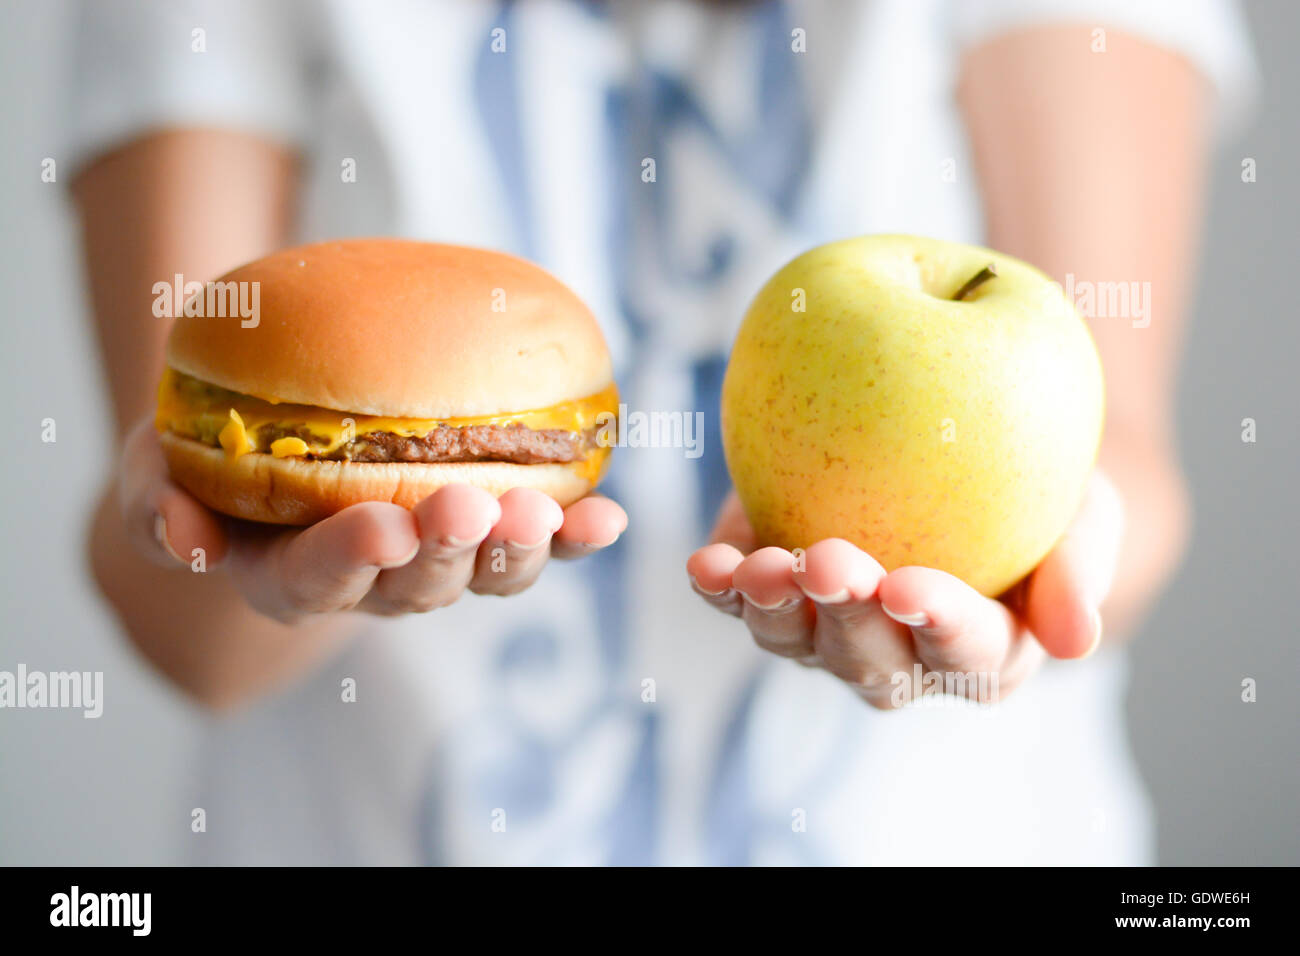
top-left (1126, 1), bottom-right (1299, 866)
top-left (1, 1), bottom-right (1295, 865)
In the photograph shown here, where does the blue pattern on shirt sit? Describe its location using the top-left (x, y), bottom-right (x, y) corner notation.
top-left (421, 0), bottom-right (830, 865)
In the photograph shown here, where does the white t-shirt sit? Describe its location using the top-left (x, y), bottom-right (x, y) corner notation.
top-left (66, 0), bottom-right (1255, 865)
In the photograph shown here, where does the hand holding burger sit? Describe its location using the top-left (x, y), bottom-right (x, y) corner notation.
top-left (120, 239), bottom-right (626, 620)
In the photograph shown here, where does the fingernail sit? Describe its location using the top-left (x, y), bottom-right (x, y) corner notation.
top-left (440, 526), bottom-right (492, 550)
top-left (573, 533), bottom-right (620, 554)
top-left (736, 590), bottom-right (802, 612)
top-left (154, 513), bottom-right (185, 564)
top-left (882, 605), bottom-right (929, 627)
top-left (1081, 610), bottom-right (1103, 658)
top-left (504, 537), bottom-right (550, 552)
top-left (801, 586), bottom-right (850, 605)
top-left (378, 542), bottom-right (421, 569)
top-left (689, 575), bottom-right (731, 598)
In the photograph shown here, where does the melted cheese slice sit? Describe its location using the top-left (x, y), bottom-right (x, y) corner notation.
top-left (156, 368), bottom-right (619, 475)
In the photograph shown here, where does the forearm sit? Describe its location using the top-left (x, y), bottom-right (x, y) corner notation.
top-left (74, 129), bottom-right (348, 707)
top-left (960, 25), bottom-right (1209, 639)
top-left (1094, 430), bottom-right (1191, 637)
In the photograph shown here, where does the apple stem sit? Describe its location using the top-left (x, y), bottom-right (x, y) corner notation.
top-left (952, 263), bottom-right (998, 301)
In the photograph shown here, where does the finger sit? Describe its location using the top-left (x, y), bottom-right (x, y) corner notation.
top-left (792, 538), bottom-right (885, 605)
top-left (119, 420), bottom-right (228, 568)
top-left (877, 566), bottom-right (1021, 676)
top-left (363, 484), bottom-right (501, 614)
top-left (796, 541), bottom-right (912, 706)
top-left (468, 487), bottom-right (564, 596)
top-left (686, 543), bottom-right (745, 617)
top-left (732, 547), bottom-right (814, 658)
top-left (551, 494), bottom-right (628, 559)
top-left (1025, 471), bottom-right (1125, 659)
top-left (991, 635), bottom-right (1047, 700)
top-left (229, 501), bottom-right (419, 623)
top-left (708, 491), bottom-right (758, 553)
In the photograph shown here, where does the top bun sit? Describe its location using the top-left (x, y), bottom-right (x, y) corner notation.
top-left (165, 239), bottom-right (614, 418)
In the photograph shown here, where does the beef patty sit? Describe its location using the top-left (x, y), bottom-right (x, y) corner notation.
top-left (259, 422), bottom-right (595, 464)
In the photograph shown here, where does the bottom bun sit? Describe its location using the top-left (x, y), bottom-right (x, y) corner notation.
top-left (159, 432), bottom-right (599, 525)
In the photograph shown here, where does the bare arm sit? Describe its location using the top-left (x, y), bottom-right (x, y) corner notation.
top-left (74, 130), bottom-right (355, 708)
top-left (959, 25), bottom-right (1207, 637)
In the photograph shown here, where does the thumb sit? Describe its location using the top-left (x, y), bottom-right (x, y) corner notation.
top-left (709, 491), bottom-right (758, 554)
top-left (119, 419), bottom-right (229, 569)
top-left (1025, 471), bottom-right (1125, 659)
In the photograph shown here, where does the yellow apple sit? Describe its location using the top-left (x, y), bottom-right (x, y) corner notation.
top-left (721, 235), bottom-right (1105, 597)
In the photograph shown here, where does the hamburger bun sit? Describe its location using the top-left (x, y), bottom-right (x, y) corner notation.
top-left (166, 238), bottom-right (614, 417)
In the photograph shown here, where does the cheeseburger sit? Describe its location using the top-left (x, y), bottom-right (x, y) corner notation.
top-left (155, 239), bottom-right (619, 524)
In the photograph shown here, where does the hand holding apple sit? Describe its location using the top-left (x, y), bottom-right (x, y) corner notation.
top-left (687, 470), bottom-right (1123, 707)
top-left (699, 234), bottom-right (1113, 704)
